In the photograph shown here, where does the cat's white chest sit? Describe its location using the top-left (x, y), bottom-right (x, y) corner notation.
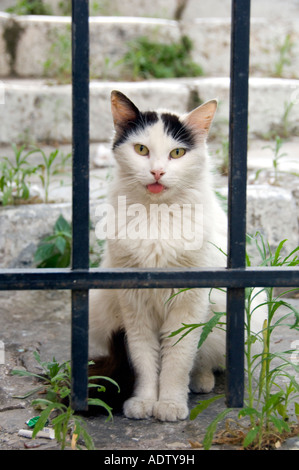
top-left (109, 204), bottom-right (201, 268)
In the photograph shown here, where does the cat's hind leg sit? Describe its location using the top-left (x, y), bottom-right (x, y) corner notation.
top-left (189, 327), bottom-right (226, 394)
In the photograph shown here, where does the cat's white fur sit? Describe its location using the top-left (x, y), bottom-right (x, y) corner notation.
top-left (89, 91), bottom-right (265, 422)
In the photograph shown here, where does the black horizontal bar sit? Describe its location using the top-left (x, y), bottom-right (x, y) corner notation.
top-left (0, 267), bottom-right (298, 290)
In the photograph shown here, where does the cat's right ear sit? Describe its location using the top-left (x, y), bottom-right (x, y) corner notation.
top-left (184, 99), bottom-right (217, 137)
top-left (111, 91), bottom-right (139, 132)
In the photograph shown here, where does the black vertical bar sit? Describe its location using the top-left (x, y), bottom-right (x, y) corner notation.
top-left (71, 0), bottom-right (89, 411)
top-left (226, 0), bottom-right (251, 407)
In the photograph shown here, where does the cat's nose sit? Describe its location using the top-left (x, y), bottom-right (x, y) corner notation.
top-left (151, 169), bottom-right (165, 181)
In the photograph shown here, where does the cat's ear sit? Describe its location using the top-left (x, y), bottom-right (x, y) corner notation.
top-left (111, 91), bottom-right (139, 131)
top-left (183, 99), bottom-right (217, 136)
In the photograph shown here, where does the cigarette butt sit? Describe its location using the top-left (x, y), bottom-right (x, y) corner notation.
top-left (18, 427), bottom-right (55, 440)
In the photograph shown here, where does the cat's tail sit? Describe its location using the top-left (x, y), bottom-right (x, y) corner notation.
top-left (86, 330), bottom-right (135, 415)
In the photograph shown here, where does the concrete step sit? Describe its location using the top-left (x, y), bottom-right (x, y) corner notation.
top-left (1, 12), bottom-right (299, 80)
top-left (3, 0), bottom-right (299, 20)
top-left (1, 183), bottom-right (298, 270)
top-left (1, 133), bottom-right (299, 269)
top-left (0, 77), bottom-right (298, 145)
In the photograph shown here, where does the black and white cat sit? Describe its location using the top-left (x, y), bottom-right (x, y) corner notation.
top-left (88, 91), bottom-right (264, 422)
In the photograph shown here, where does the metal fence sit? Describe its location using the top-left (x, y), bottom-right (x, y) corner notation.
top-left (0, 0), bottom-right (299, 412)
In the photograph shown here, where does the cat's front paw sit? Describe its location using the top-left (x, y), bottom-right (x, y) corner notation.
top-left (153, 400), bottom-right (188, 422)
top-left (123, 397), bottom-right (155, 419)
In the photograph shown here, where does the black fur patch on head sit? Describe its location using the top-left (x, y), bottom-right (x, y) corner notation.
top-left (161, 112), bottom-right (196, 149)
top-left (113, 111), bottom-right (159, 149)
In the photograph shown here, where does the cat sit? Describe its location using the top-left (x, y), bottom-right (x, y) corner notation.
top-left (88, 90), bottom-right (264, 422)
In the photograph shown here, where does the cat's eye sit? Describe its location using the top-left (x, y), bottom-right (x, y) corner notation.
top-left (134, 144), bottom-right (149, 156)
top-left (170, 148), bottom-right (186, 159)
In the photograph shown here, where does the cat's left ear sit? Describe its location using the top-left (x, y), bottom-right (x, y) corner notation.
top-left (111, 90), bottom-right (139, 132)
top-left (183, 99), bottom-right (217, 136)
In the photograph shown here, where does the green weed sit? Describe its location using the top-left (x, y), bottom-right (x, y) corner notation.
top-left (12, 351), bottom-right (119, 450)
top-left (274, 34), bottom-right (294, 78)
top-left (0, 145), bottom-right (71, 205)
top-left (171, 233), bottom-right (299, 450)
top-left (34, 214), bottom-right (72, 268)
top-left (34, 215), bottom-right (106, 268)
top-left (0, 144), bottom-right (41, 205)
top-left (118, 35), bottom-right (203, 80)
top-left (254, 134), bottom-right (299, 184)
top-left (43, 26), bottom-right (72, 83)
top-left (37, 148), bottom-right (71, 203)
top-left (6, 0), bottom-right (52, 15)
top-left (261, 135), bottom-right (288, 184)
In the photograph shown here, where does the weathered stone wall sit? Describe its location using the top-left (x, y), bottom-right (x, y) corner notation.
top-left (1, 14), bottom-right (299, 79)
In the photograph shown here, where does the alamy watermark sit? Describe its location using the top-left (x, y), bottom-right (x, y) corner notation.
top-left (95, 196), bottom-right (203, 250)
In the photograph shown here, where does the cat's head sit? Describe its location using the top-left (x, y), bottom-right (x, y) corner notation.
top-left (110, 90), bottom-right (217, 201)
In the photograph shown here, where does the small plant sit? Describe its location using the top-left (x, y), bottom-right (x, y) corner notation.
top-left (261, 135), bottom-right (288, 184)
top-left (170, 233), bottom-right (299, 450)
top-left (118, 35), bottom-right (203, 80)
top-left (280, 100), bottom-right (295, 138)
top-left (0, 145), bottom-right (71, 205)
top-left (43, 26), bottom-right (72, 83)
top-left (12, 351), bottom-right (119, 450)
top-left (37, 148), bottom-right (71, 203)
top-left (274, 34), bottom-right (294, 78)
top-left (34, 216), bottom-right (106, 268)
top-left (56, 0), bottom-right (104, 16)
top-left (0, 144), bottom-right (41, 205)
top-left (254, 134), bottom-right (299, 184)
top-left (34, 214), bottom-right (72, 268)
top-left (6, 0), bottom-right (52, 15)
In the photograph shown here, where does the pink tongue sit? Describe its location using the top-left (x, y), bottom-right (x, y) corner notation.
top-left (147, 183), bottom-right (165, 194)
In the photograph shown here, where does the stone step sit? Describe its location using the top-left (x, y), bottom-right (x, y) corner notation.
top-left (0, 77), bottom-right (298, 145)
top-left (4, 0), bottom-right (299, 20)
top-left (1, 180), bottom-right (298, 270)
top-left (1, 12), bottom-right (299, 80)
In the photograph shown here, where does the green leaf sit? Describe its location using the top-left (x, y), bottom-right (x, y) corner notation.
top-left (238, 407), bottom-right (261, 419)
top-left (21, 181), bottom-right (30, 200)
top-left (76, 422), bottom-right (95, 450)
top-left (2, 187), bottom-right (12, 205)
top-left (243, 426), bottom-right (260, 448)
top-left (88, 375), bottom-right (120, 392)
top-left (55, 215), bottom-right (71, 234)
top-left (269, 415), bottom-right (290, 433)
top-left (34, 243), bottom-right (55, 263)
top-left (31, 403), bottom-right (57, 438)
top-left (12, 386), bottom-right (44, 399)
top-left (47, 149), bottom-right (59, 168)
top-left (202, 408), bottom-right (232, 450)
top-left (190, 394), bottom-right (225, 421)
top-left (55, 235), bottom-right (66, 254)
top-left (87, 398), bottom-right (113, 421)
top-left (197, 311), bottom-right (225, 350)
top-left (11, 369), bottom-right (46, 382)
top-left (273, 239), bottom-right (288, 265)
top-left (165, 288), bottom-right (191, 304)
